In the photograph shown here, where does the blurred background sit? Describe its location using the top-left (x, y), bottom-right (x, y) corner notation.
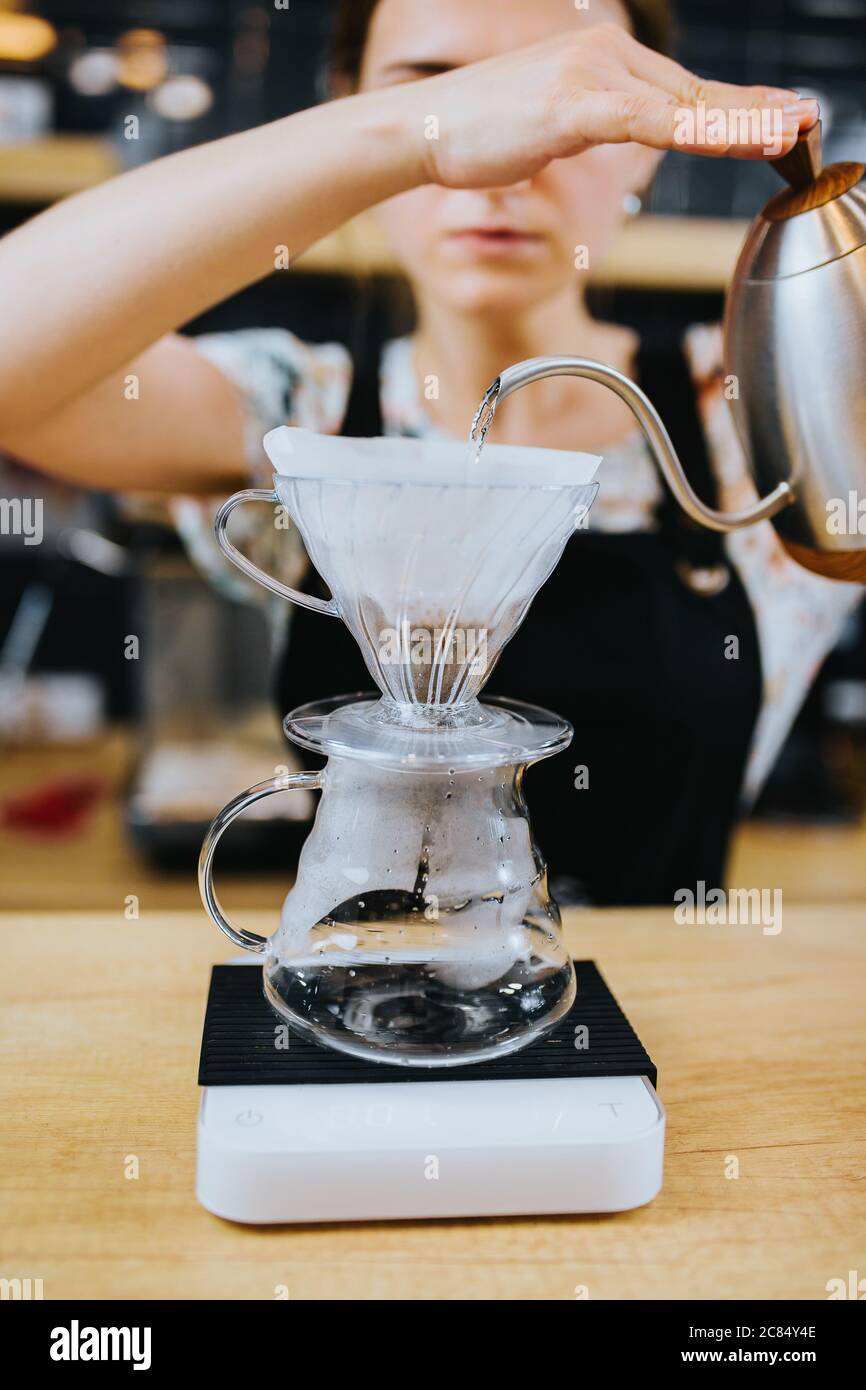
top-left (1, 0), bottom-right (866, 914)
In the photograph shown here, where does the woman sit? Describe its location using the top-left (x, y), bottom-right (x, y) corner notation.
top-left (0, 0), bottom-right (855, 902)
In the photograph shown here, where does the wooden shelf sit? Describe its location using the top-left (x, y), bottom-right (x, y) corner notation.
top-left (0, 138), bottom-right (747, 290)
top-left (0, 134), bottom-right (121, 202)
top-left (295, 211), bottom-right (749, 292)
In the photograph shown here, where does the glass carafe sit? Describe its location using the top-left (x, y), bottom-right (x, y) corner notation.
top-left (200, 695), bottom-right (574, 1066)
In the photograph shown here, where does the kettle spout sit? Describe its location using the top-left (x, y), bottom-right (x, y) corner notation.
top-left (488, 356), bottom-right (794, 533)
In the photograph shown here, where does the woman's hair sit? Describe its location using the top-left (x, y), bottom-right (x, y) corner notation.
top-left (330, 0), bottom-right (675, 92)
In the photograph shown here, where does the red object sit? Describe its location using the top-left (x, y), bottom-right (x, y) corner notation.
top-left (0, 776), bottom-right (104, 834)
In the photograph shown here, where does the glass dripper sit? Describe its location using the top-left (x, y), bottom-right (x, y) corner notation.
top-left (215, 429), bottom-right (599, 729)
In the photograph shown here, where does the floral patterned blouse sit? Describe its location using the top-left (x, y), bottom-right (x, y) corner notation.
top-left (172, 323), bottom-right (862, 803)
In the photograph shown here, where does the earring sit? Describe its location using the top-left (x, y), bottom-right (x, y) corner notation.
top-left (623, 192), bottom-right (642, 217)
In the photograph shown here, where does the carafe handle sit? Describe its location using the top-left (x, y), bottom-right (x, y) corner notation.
top-left (214, 489), bottom-right (340, 616)
top-left (199, 771), bottom-right (324, 952)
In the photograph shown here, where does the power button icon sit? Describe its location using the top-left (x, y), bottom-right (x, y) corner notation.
top-left (235, 1109), bottom-right (263, 1127)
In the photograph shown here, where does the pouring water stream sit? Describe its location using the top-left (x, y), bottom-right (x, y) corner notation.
top-left (468, 379), bottom-right (501, 462)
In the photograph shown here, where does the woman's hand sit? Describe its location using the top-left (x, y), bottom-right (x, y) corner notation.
top-left (396, 23), bottom-right (817, 190)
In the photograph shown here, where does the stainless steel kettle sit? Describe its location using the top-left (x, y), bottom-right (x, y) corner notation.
top-left (485, 122), bottom-right (866, 583)
top-left (724, 121), bottom-right (866, 581)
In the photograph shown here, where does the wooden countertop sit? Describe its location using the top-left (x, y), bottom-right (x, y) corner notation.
top-left (0, 730), bottom-right (293, 914)
top-left (1, 904), bottom-right (864, 1300)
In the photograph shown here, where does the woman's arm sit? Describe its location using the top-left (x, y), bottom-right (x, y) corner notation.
top-left (0, 95), bottom-right (420, 491)
top-left (0, 25), bottom-right (814, 492)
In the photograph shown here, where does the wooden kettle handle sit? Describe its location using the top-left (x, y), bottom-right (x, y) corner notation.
top-left (764, 118), bottom-right (863, 220)
top-left (771, 120), bottom-right (822, 189)
top-left (781, 539), bottom-right (866, 585)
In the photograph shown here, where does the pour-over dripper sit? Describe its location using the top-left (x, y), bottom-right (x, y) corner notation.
top-left (216, 429), bottom-right (600, 725)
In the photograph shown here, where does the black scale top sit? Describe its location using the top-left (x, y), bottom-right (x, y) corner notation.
top-left (199, 962), bottom-right (657, 1090)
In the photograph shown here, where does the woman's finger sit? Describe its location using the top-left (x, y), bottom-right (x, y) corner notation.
top-left (600, 68), bottom-right (820, 154)
top-left (570, 88), bottom-right (803, 158)
top-left (616, 31), bottom-right (791, 107)
top-left (613, 31), bottom-right (820, 136)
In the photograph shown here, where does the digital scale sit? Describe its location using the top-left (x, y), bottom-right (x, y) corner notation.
top-left (196, 959), bottom-right (664, 1224)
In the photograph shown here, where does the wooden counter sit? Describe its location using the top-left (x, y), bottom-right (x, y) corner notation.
top-left (0, 731), bottom-right (290, 915)
top-left (1, 904), bottom-right (863, 1300)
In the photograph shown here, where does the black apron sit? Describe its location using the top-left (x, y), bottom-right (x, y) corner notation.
top-left (275, 325), bottom-right (762, 906)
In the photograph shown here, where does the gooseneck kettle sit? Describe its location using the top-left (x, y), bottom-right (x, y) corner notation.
top-left (487, 122), bottom-right (866, 583)
top-left (725, 120), bottom-right (866, 581)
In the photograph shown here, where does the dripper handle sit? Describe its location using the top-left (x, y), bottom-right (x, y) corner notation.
top-left (199, 771), bottom-right (324, 952)
top-left (215, 489), bottom-right (340, 616)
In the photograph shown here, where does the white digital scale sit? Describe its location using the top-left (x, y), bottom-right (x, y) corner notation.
top-left (196, 959), bottom-right (665, 1224)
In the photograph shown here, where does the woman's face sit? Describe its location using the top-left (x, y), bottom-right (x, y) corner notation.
top-left (360, 0), bottom-right (660, 317)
